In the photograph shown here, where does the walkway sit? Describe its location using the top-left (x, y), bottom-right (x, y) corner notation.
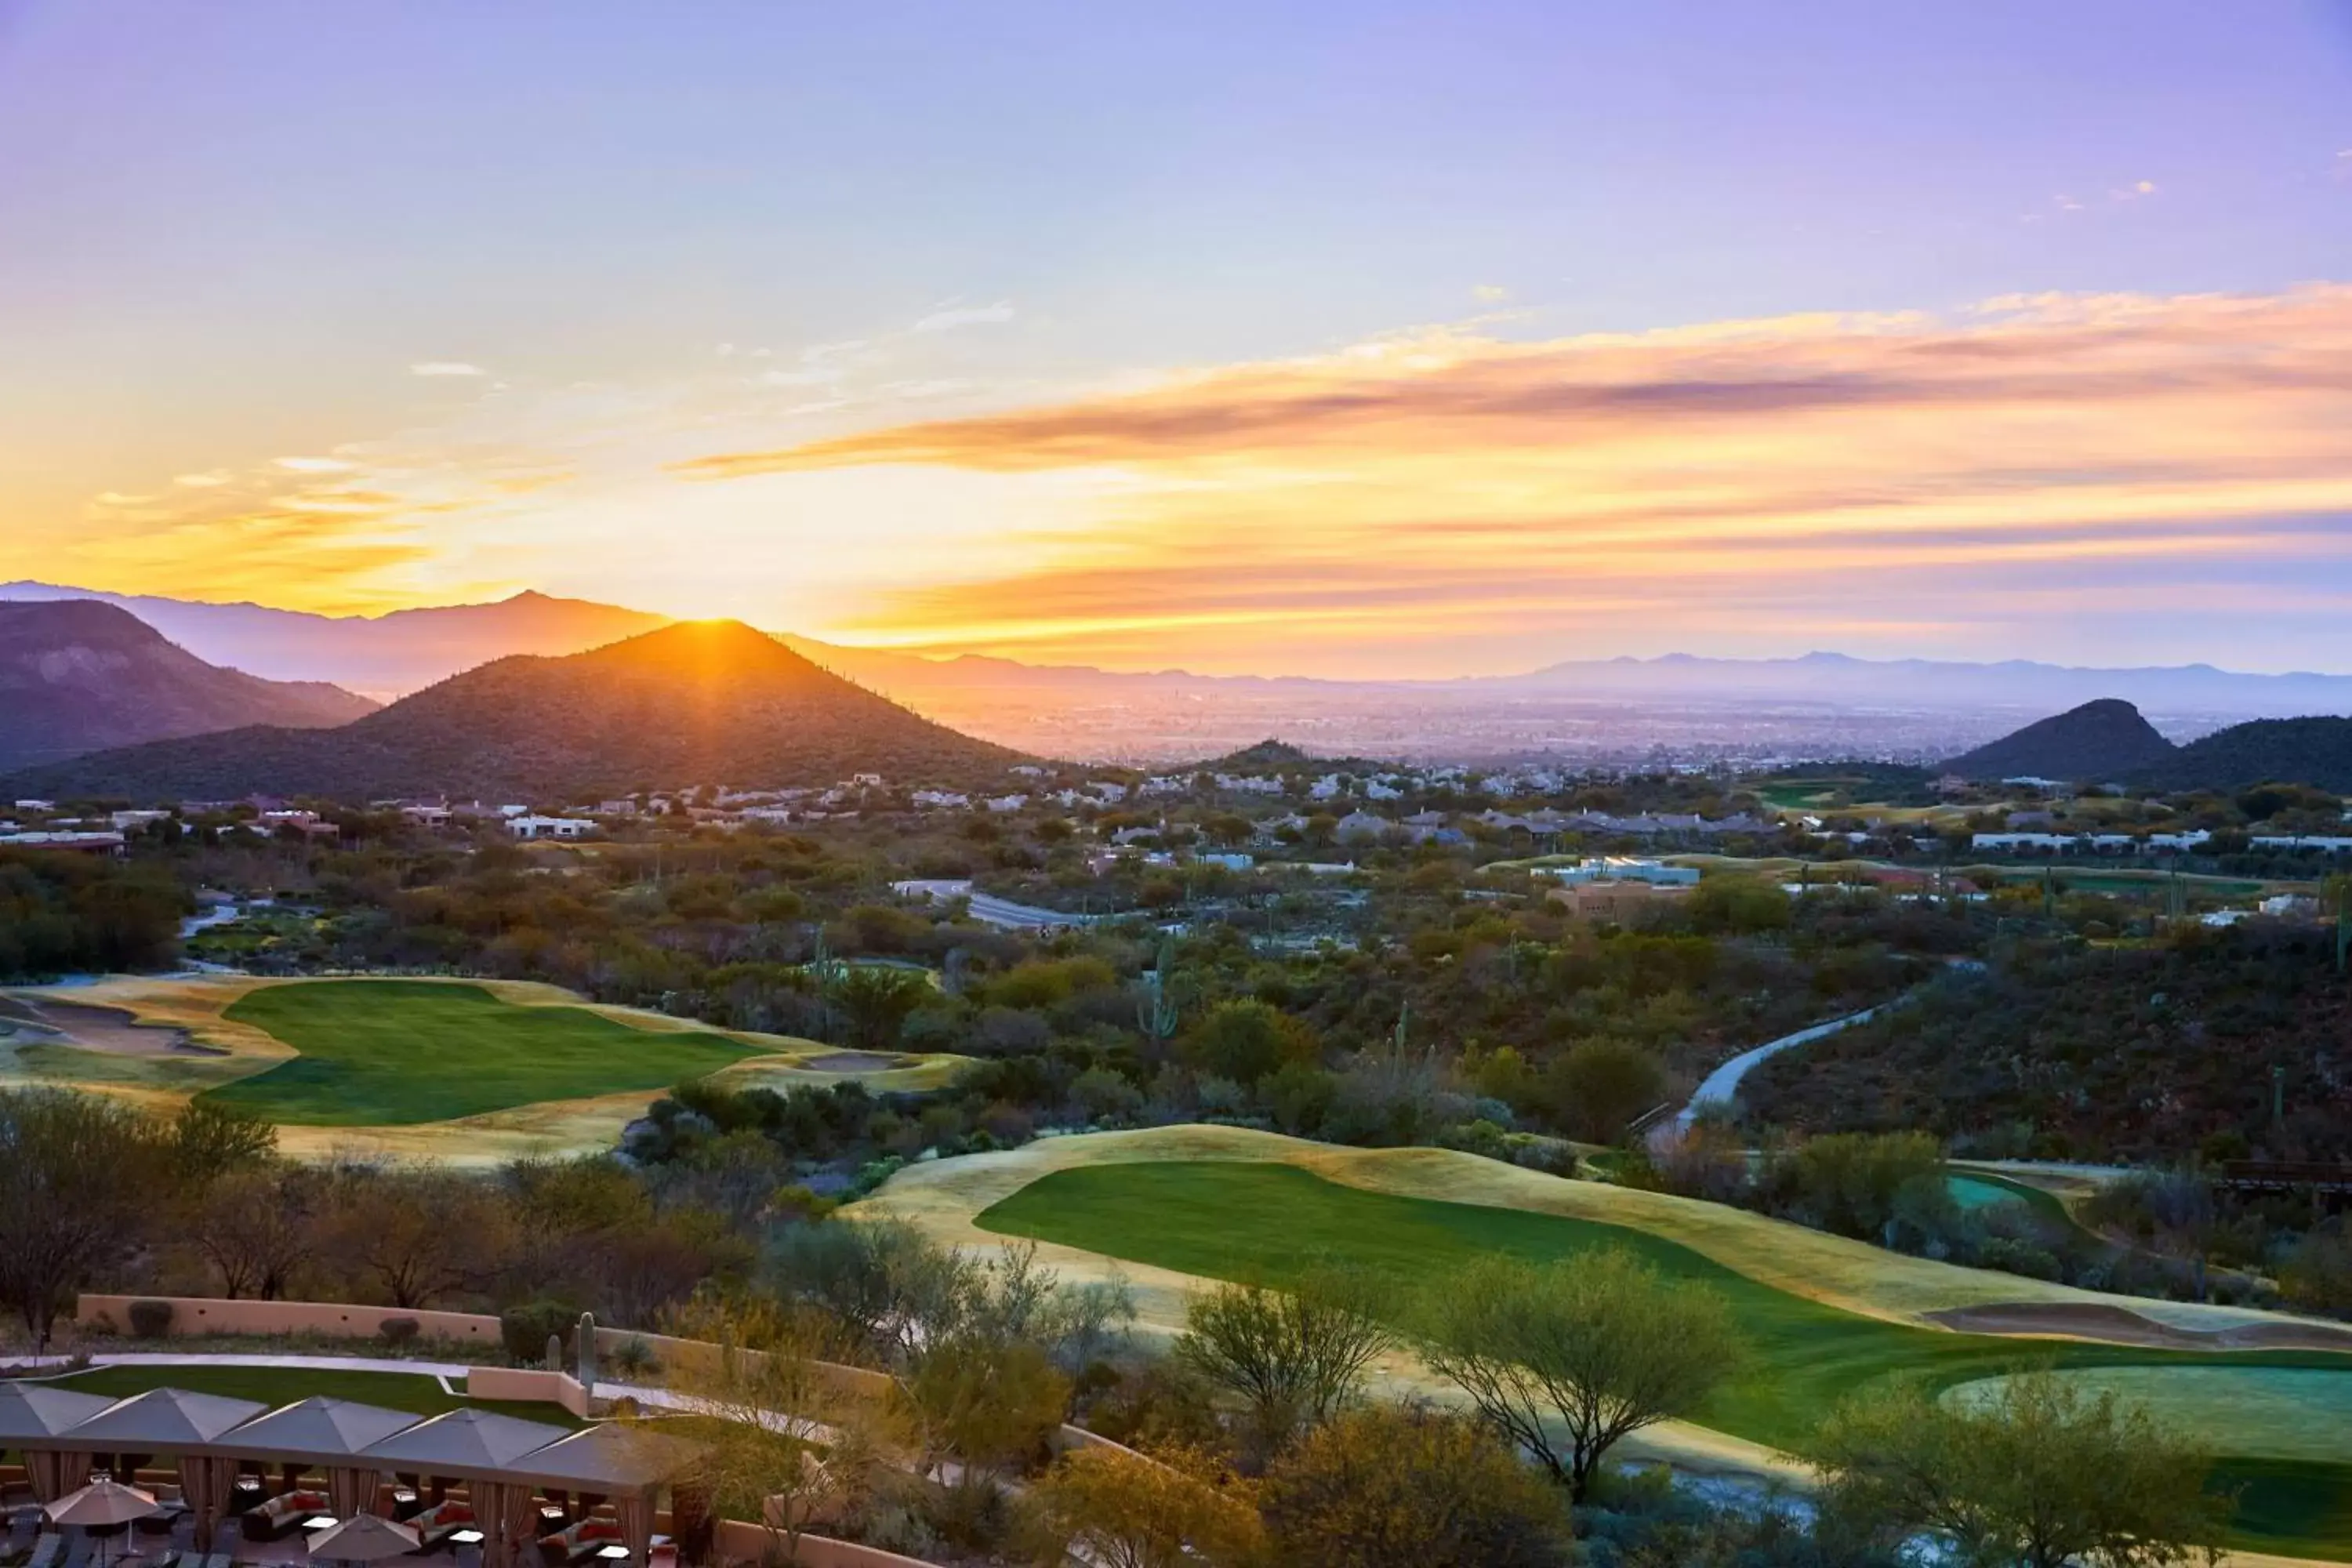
top-left (888, 880), bottom-right (1104, 931)
top-left (1650, 1007), bottom-right (1886, 1150)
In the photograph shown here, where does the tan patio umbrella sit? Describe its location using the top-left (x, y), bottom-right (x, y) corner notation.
top-left (307, 1513), bottom-right (423, 1563)
top-left (44, 1479), bottom-right (158, 1529)
top-left (45, 1478), bottom-right (158, 1568)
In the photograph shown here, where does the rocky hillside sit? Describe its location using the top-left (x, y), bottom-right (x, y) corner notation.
top-left (0, 600), bottom-right (376, 773)
top-left (1940, 697), bottom-right (2176, 782)
top-left (0, 619), bottom-right (1023, 802)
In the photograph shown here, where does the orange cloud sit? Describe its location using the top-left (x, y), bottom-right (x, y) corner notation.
top-left (671, 285), bottom-right (2352, 673)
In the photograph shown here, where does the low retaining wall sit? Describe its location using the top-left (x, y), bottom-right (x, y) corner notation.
top-left (76, 1294), bottom-right (502, 1345)
top-left (713, 1520), bottom-right (938, 1568)
top-left (466, 1366), bottom-right (589, 1417)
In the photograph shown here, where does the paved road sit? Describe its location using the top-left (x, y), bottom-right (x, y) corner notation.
top-left (1650, 1007), bottom-right (1888, 1151)
top-left (890, 879), bottom-right (1104, 931)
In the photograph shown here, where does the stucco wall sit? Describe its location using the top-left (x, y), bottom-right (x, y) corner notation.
top-left (713, 1521), bottom-right (942, 1568)
top-left (466, 1366), bottom-right (589, 1417)
top-left (77, 1294), bottom-right (502, 1345)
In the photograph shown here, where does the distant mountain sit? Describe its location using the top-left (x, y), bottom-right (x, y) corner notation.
top-left (0, 619), bottom-right (1022, 803)
top-left (14, 583), bottom-right (2352, 723)
top-left (1490, 650), bottom-right (2352, 717)
top-left (2143, 717), bottom-right (2352, 794)
top-left (0, 583), bottom-right (667, 699)
top-left (0, 601), bottom-right (377, 774)
top-left (1940, 699), bottom-right (2179, 782)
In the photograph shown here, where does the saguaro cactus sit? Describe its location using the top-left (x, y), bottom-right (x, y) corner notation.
top-left (545, 1333), bottom-right (562, 1372)
top-left (576, 1311), bottom-right (599, 1391)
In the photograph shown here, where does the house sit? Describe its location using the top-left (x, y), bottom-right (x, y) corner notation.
top-left (1198, 851), bottom-right (1254, 871)
top-left (1548, 879), bottom-right (1689, 920)
top-left (913, 790), bottom-right (971, 809)
top-left (506, 815), bottom-right (595, 840)
top-left (0, 829), bottom-right (125, 855)
top-left (1537, 857), bottom-right (1700, 887)
top-left (1334, 811), bottom-right (1390, 843)
top-left (984, 794), bottom-right (1029, 813)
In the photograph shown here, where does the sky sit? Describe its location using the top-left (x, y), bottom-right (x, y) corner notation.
top-left (4, 0), bottom-right (2351, 677)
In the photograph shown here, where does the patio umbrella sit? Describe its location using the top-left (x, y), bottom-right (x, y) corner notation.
top-left (307, 1514), bottom-right (422, 1563)
top-left (44, 1479), bottom-right (158, 1568)
top-left (43, 1479), bottom-right (158, 1528)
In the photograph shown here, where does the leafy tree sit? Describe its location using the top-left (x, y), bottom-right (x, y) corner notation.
top-left (1543, 1039), bottom-right (1668, 1143)
top-left (1174, 1272), bottom-right (1391, 1464)
top-left (829, 964), bottom-right (933, 1051)
top-left (1261, 1403), bottom-right (1569, 1568)
top-left (1814, 1369), bottom-right (2229, 1568)
top-left (901, 1338), bottom-right (1069, 1494)
top-left (1415, 1248), bottom-right (1743, 1500)
top-left (1180, 1000), bottom-right (1318, 1087)
top-left (0, 1088), bottom-right (170, 1343)
top-left (169, 1099), bottom-right (278, 1185)
top-left (1022, 1444), bottom-right (1265, 1568)
top-left (1770, 1131), bottom-right (1948, 1241)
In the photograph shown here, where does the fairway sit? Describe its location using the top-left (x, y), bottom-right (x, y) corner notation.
top-left (977, 1160), bottom-right (2352, 1557)
top-left (207, 980), bottom-right (761, 1125)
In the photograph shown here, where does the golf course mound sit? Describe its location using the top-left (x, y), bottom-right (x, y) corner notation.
top-left (1, 974), bottom-right (967, 1162)
top-left (854, 1127), bottom-right (2352, 1559)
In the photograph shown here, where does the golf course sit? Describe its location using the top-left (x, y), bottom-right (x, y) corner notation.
top-left (858, 1128), bottom-right (2352, 1560)
top-left (0, 975), bottom-right (967, 1162)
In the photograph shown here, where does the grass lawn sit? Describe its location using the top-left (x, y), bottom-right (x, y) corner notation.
top-left (978, 1160), bottom-right (2352, 1558)
top-left (49, 1363), bottom-right (583, 1426)
top-left (205, 980), bottom-right (762, 1125)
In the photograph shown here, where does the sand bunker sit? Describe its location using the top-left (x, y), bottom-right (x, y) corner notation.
top-left (0, 995), bottom-right (223, 1058)
top-left (1927, 1301), bottom-right (2352, 1354)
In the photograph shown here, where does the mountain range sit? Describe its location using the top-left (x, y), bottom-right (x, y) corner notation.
top-left (1944, 698), bottom-right (2352, 793)
top-left (0, 601), bottom-right (376, 775)
top-left (9, 582), bottom-right (2352, 722)
top-left (0, 619), bottom-right (1020, 804)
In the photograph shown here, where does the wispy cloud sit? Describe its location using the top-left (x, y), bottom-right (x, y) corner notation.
top-left (912, 299), bottom-right (1015, 333)
top-left (670, 284), bottom-right (2352, 670)
top-left (274, 455), bottom-right (357, 473)
top-left (409, 361), bottom-right (487, 377)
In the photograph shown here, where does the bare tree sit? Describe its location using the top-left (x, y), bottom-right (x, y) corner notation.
top-left (191, 1162), bottom-right (320, 1300)
top-left (0, 1089), bottom-right (169, 1345)
top-left (314, 1160), bottom-right (517, 1308)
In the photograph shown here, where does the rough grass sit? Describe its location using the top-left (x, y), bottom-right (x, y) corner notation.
top-left (206, 980), bottom-right (765, 1125)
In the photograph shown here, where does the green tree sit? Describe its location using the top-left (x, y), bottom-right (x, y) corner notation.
top-left (1261, 1404), bottom-right (1568, 1568)
top-left (1815, 1369), bottom-right (2228, 1568)
top-left (830, 964), bottom-right (932, 1050)
top-left (1174, 1272), bottom-right (1391, 1465)
top-left (1181, 1000), bottom-right (1318, 1087)
top-left (169, 1099), bottom-right (278, 1184)
top-left (1023, 1444), bottom-right (1266, 1568)
top-left (1415, 1248), bottom-right (1742, 1500)
top-left (1543, 1039), bottom-right (1668, 1143)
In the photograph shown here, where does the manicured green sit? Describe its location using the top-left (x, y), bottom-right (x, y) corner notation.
top-left (978, 1160), bottom-right (2352, 1556)
top-left (51, 1363), bottom-right (583, 1426)
top-left (208, 980), bottom-right (760, 1125)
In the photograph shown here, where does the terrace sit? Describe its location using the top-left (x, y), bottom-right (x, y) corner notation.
top-left (0, 1385), bottom-right (702, 1568)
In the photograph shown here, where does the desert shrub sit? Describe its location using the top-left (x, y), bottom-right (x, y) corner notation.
top-left (378, 1316), bottom-right (421, 1348)
top-left (127, 1299), bottom-right (176, 1339)
top-left (612, 1335), bottom-right (661, 1377)
top-left (499, 1298), bottom-right (579, 1363)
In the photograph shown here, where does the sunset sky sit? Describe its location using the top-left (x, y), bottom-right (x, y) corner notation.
top-left (5, 1), bottom-right (2352, 677)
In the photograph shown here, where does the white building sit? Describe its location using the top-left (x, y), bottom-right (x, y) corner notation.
top-left (1538, 857), bottom-right (1700, 887)
top-left (506, 814), bottom-right (595, 840)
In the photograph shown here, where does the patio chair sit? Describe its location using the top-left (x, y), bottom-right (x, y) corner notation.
top-left (24, 1537), bottom-right (60, 1568)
